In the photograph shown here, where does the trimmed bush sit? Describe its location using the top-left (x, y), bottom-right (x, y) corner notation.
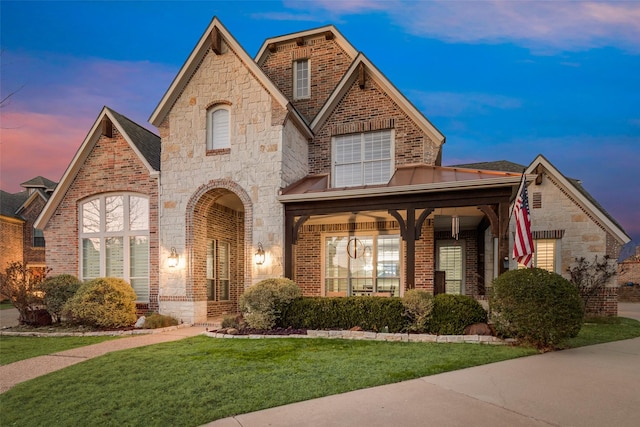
top-left (239, 278), bottom-right (302, 330)
top-left (41, 274), bottom-right (82, 323)
top-left (64, 277), bottom-right (137, 329)
top-left (402, 289), bottom-right (434, 332)
top-left (279, 297), bottom-right (405, 332)
top-left (144, 313), bottom-right (179, 329)
top-left (428, 294), bottom-right (487, 335)
top-left (490, 268), bottom-right (584, 349)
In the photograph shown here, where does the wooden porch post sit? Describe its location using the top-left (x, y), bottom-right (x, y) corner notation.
top-left (498, 202), bottom-right (510, 275)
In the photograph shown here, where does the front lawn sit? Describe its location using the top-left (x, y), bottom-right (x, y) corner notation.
top-left (561, 316), bottom-right (640, 348)
top-left (0, 335), bottom-right (121, 365)
top-left (0, 301), bottom-right (14, 310)
top-left (0, 337), bottom-right (536, 426)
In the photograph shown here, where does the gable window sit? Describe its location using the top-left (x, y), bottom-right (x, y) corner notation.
top-left (206, 107), bottom-right (230, 151)
top-left (324, 234), bottom-right (401, 297)
top-left (79, 194), bottom-right (149, 302)
top-left (206, 239), bottom-right (230, 301)
top-left (333, 130), bottom-right (393, 187)
top-left (293, 59), bottom-right (310, 99)
top-left (33, 228), bottom-right (45, 247)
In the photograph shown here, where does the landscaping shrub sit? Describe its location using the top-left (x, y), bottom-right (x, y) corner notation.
top-left (64, 277), bottom-right (137, 329)
top-left (490, 268), bottom-right (584, 349)
top-left (279, 296), bottom-right (405, 332)
top-left (402, 289), bottom-right (434, 332)
top-left (0, 262), bottom-right (49, 325)
top-left (428, 294), bottom-right (487, 335)
top-left (41, 274), bottom-right (82, 323)
top-left (143, 313), bottom-right (179, 329)
top-left (239, 278), bottom-right (302, 330)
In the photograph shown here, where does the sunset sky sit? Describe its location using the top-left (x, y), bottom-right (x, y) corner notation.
top-left (1, 1), bottom-right (639, 245)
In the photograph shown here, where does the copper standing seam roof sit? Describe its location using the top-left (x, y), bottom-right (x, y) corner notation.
top-left (279, 164), bottom-right (523, 199)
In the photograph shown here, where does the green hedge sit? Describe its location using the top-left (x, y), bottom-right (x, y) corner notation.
top-left (279, 297), bottom-right (405, 333)
top-left (428, 294), bottom-right (488, 335)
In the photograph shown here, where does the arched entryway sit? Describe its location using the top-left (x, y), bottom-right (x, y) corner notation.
top-left (187, 180), bottom-right (252, 318)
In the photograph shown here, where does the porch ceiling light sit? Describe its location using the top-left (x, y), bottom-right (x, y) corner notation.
top-left (168, 247), bottom-right (179, 268)
top-left (255, 242), bottom-right (265, 265)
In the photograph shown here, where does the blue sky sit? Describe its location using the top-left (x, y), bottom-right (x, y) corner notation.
top-left (1, 0), bottom-right (639, 246)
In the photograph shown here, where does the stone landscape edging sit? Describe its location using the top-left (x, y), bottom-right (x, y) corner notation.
top-left (203, 329), bottom-right (513, 345)
top-left (0, 323), bottom-right (192, 337)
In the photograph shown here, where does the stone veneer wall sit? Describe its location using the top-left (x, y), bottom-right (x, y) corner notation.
top-left (158, 40), bottom-right (308, 323)
top-left (43, 127), bottom-right (160, 312)
top-left (310, 76), bottom-right (440, 176)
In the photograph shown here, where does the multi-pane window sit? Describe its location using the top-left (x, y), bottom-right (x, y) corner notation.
top-left (206, 107), bottom-right (230, 151)
top-left (206, 239), bottom-right (230, 301)
top-left (324, 234), bottom-right (401, 296)
top-left (79, 194), bottom-right (149, 302)
top-left (333, 130), bottom-right (393, 187)
top-left (293, 59), bottom-right (310, 99)
top-left (517, 239), bottom-right (557, 272)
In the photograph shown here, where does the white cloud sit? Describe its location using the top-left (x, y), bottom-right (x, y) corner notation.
top-left (300, 0), bottom-right (640, 53)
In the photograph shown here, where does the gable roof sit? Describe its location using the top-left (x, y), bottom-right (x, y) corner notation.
top-left (149, 16), bottom-right (311, 139)
top-left (254, 25), bottom-right (358, 67)
top-left (527, 154), bottom-right (630, 244)
top-left (310, 53), bottom-right (445, 146)
top-left (450, 160), bottom-right (527, 174)
top-left (34, 107), bottom-right (161, 230)
top-left (20, 176), bottom-right (57, 192)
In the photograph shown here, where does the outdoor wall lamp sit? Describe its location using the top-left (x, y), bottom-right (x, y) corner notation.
top-left (168, 247), bottom-right (179, 268)
top-left (254, 242), bottom-right (265, 265)
top-left (503, 256), bottom-right (510, 270)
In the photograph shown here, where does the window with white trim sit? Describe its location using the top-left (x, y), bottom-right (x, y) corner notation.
top-left (518, 239), bottom-right (557, 272)
top-left (333, 130), bottom-right (393, 187)
top-left (206, 107), bottom-right (230, 151)
top-left (79, 194), bottom-right (149, 302)
top-left (293, 59), bottom-right (310, 99)
top-left (206, 239), bottom-right (230, 301)
top-left (324, 234), bottom-right (401, 297)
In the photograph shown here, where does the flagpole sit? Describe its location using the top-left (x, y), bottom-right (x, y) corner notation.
top-left (509, 168), bottom-right (527, 224)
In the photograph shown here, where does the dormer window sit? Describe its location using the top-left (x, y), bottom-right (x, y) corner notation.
top-left (206, 106), bottom-right (230, 151)
top-left (293, 59), bottom-right (310, 100)
top-left (333, 130), bottom-right (394, 187)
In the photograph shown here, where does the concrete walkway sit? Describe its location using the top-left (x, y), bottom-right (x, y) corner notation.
top-left (0, 325), bottom-right (206, 393)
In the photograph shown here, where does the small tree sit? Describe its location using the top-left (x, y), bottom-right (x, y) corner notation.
top-left (567, 255), bottom-right (617, 315)
top-left (0, 262), bottom-right (50, 324)
top-left (240, 278), bottom-right (301, 330)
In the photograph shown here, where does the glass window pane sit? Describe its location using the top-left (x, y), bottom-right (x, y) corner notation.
top-left (220, 280), bottom-right (230, 301)
top-left (82, 238), bottom-right (101, 279)
top-left (335, 134), bottom-right (361, 163)
top-left (130, 236), bottom-right (148, 277)
top-left (335, 163), bottom-right (362, 187)
top-left (438, 245), bottom-right (463, 294)
top-left (129, 196), bottom-right (149, 231)
top-left (106, 237), bottom-right (124, 277)
top-left (364, 131), bottom-right (391, 161)
top-left (82, 199), bottom-right (101, 233)
top-left (364, 160), bottom-right (392, 185)
top-left (535, 239), bottom-right (555, 272)
top-left (105, 196), bottom-right (124, 232)
top-left (295, 60), bottom-right (309, 98)
top-left (130, 278), bottom-right (149, 302)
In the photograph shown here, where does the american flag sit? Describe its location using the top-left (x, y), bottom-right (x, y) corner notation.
top-left (513, 181), bottom-right (534, 267)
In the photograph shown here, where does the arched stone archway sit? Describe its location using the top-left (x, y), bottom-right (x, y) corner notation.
top-left (186, 179), bottom-right (253, 318)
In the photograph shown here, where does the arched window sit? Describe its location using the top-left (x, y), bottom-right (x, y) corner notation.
top-left (79, 194), bottom-right (149, 302)
top-left (207, 107), bottom-right (230, 151)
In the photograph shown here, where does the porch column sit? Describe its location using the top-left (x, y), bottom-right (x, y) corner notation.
top-left (498, 202), bottom-right (510, 275)
top-left (284, 212), bottom-right (294, 279)
top-left (389, 208), bottom-right (416, 289)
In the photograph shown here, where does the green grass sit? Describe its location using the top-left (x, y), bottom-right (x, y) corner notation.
top-left (562, 316), bottom-right (640, 348)
top-left (0, 301), bottom-right (14, 310)
top-left (0, 336), bottom-right (121, 365)
top-left (0, 337), bottom-right (536, 426)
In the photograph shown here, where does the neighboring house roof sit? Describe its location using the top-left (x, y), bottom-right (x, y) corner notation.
top-left (20, 176), bottom-right (57, 192)
top-left (310, 53), bottom-right (445, 146)
top-left (149, 16), bottom-right (312, 140)
top-left (279, 164), bottom-right (523, 202)
top-left (526, 154), bottom-right (630, 244)
top-left (0, 190), bottom-right (28, 219)
top-left (34, 107), bottom-right (161, 230)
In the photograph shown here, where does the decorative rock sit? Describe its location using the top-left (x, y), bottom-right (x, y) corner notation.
top-left (464, 323), bottom-right (495, 336)
top-left (134, 316), bottom-right (146, 329)
top-left (226, 328), bottom-right (239, 335)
